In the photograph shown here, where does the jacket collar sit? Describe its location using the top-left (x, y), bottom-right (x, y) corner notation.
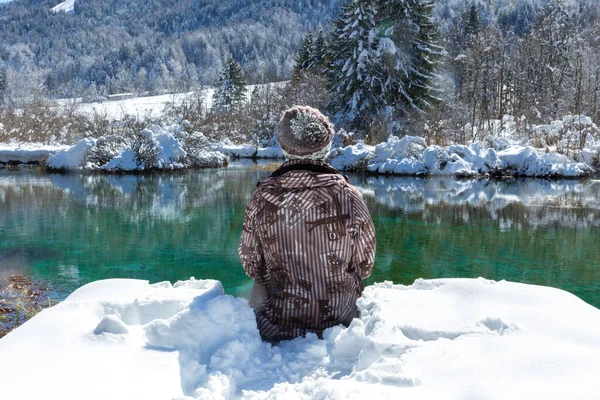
top-left (269, 159), bottom-right (343, 179)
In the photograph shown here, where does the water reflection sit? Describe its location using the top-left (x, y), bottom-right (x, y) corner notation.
top-left (0, 169), bottom-right (599, 308)
top-left (353, 176), bottom-right (600, 229)
top-left (5, 172), bottom-right (599, 229)
top-left (0, 168), bottom-right (266, 298)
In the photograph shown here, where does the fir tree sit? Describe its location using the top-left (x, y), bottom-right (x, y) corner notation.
top-left (405, 0), bottom-right (443, 111)
top-left (0, 67), bottom-right (6, 108)
top-left (293, 27), bottom-right (329, 82)
top-left (212, 58), bottom-right (246, 113)
top-left (309, 26), bottom-right (329, 72)
top-left (289, 27), bottom-right (332, 111)
top-left (328, 0), bottom-right (384, 126)
top-left (462, 2), bottom-right (481, 45)
top-left (377, 0), bottom-right (443, 113)
top-left (292, 32), bottom-right (314, 83)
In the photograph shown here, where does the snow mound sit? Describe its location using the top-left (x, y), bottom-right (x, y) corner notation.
top-left (0, 144), bottom-right (69, 164)
top-left (1, 277), bottom-right (599, 399)
top-left (329, 135), bottom-right (596, 178)
top-left (47, 138), bottom-right (97, 170)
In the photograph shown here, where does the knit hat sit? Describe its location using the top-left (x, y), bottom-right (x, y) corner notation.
top-left (276, 106), bottom-right (334, 160)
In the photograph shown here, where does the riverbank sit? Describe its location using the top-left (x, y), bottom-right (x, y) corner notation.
top-left (0, 277), bottom-right (598, 399)
top-left (2, 129), bottom-right (599, 178)
top-left (0, 275), bottom-right (57, 338)
top-left (0, 138), bottom-right (600, 179)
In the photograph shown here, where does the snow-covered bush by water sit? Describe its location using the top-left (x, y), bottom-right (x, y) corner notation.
top-left (3, 114), bottom-right (600, 177)
top-left (328, 134), bottom-right (596, 178)
top-left (0, 277), bottom-right (598, 399)
top-left (46, 124), bottom-right (227, 172)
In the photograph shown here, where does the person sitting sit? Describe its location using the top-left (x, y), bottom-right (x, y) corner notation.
top-left (238, 105), bottom-right (376, 342)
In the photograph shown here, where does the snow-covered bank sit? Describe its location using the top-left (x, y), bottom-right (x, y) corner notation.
top-left (2, 118), bottom-right (600, 176)
top-left (0, 143), bottom-right (69, 165)
top-left (218, 141), bottom-right (284, 159)
top-left (1, 277), bottom-right (599, 399)
top-left (328, 135), bottom-right (597, 178)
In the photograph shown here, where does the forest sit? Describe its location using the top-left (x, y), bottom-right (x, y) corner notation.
top-left (2, 0), bottom-right (600, 148)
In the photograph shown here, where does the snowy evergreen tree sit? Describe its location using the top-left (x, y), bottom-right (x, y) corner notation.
top-left (327, 0), bottom-right (443, 131)
top-left (293, 27), bottom-right (329, 81)
top-left (376, 0), bottom-right (444, 113)
top-left (462, 2), bottom-right (481, 45)
top-left (298, 32), bottom-right (315, 71)
top-left (289, 27), bottom-right (332, 111)
top-left (292, 32), bottom-right (315, 82)
top-left (213, 58), bottom-right (247, 113)
top-left (404, 0), bottom-right (443, 112)
top-left (328, 0), bottom-right (384, 126)
top-left (0, 67), bottom-right (6, 108)
top-left (309, 27), bottom-right (329, 72)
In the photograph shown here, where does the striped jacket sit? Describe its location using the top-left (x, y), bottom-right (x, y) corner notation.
top-left (239, 159), bottom-right (376, 341)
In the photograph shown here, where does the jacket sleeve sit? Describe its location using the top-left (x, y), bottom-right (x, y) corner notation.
top-left (352, 191), bottom-right (376, 280)
top-left (238, 190), bottom-right (264, 279)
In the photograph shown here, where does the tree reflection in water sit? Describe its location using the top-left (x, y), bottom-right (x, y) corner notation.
top-left (1, 168), bottom-right (599, 308)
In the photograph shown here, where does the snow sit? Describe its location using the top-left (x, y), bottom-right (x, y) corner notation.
top-left (52, 83), bottom-right (286, 121)
top-left (0, 143), bottom-right (69, 164)
top-left (54, 91), bottom-right (205, 121)
top-left (3, 110), bottom-right (600, 177)
top-left (51, 0), bottom-right (75, 14)
top-left (101, 149), bottom-right (138, 171)
top-left (3, 134), bottom-right (598, 177)
top-left (45, 138), bottom-right (96, 169)
top-left (328, 135), bottom-right (596, 178)
top-left (218, 142), bottom-right (285, 159)
top-left (44, 126), bottom-right (226, 172)
top-left (1, 277), bottom-right (599, 399)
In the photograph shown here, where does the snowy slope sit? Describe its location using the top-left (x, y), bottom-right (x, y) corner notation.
top-left (53, 82), bottom-right (285, 121)
top-left (0, 277), bottom-right (599, 399)
top-left (51, 0), bottom-right (75, 14)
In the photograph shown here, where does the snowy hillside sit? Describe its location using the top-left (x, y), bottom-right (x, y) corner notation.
top-left (0, 277), bottom-right (598, 399)
top-left (1, 0), bottom-right (341, 95)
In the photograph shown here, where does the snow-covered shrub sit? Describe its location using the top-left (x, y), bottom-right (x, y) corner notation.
top-left (187, 150), bottom-right (228, 168)
top-left (177, 130), bottom-right (228, 167)
top-left (485, 135), bottom-right (511, 151)
top-left (83, 135), bottom-right (129, 168)
top-left (533, 115), bottom-right (600, 154)
top-left (327, 133), bottom-right (596, 178)
top-left (328, 141), bottom-right (375, 171)
top-left (131, 129), bottom-right (161, 169)
top-left (46, 123), bottom-right (226, 172)
top-left (576, 146), bottom-right (600, 169)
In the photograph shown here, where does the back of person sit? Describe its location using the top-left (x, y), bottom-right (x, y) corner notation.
top-left (239, 106), bottom-right (376, 342)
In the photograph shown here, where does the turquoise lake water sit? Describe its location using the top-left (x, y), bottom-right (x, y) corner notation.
top-left (1, 163), bottom-right (599, 308)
